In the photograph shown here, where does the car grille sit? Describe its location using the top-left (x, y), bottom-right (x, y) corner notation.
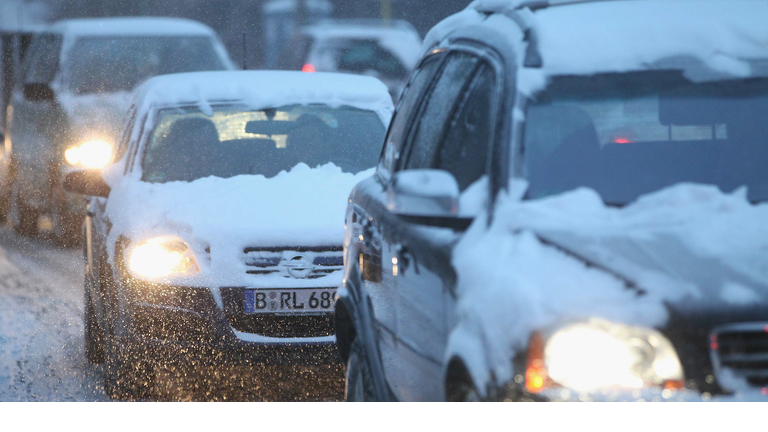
top-left (710, 322), bottom-right (768, 386)
top-left (243, 246), bottom-right (343, 280)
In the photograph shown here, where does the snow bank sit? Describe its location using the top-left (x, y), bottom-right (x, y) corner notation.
top-left (450, 182), bottom-right (768, 390)
top-left (105, 163), bottom-right (374, 290)
top-left (133, 71), bottom-right (394, 125)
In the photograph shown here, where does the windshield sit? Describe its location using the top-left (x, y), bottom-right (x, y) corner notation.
top-left (142, 104), bottom-right (386, 183)
top-left (523, 71), bottom-right (768, 204)
top-left (64, 36), bottom-right (225, 94)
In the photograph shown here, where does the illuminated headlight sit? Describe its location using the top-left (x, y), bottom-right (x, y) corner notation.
top-left (526, 319), bottom-right (684, 394)
top-left (65, 140), bottom-right (112, 169)
top-left (127, 237), bottom-right (199, 279)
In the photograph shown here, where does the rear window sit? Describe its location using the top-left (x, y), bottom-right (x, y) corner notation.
top-left (312, 38), bottom-right (407, 79)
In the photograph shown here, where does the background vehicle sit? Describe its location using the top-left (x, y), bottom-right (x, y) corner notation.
top-left (64, 71), bottom-right (393, 399)
top-left (276, 19), bottom-right (422, 99)
top-left (336, 0), bottom-right (768, 402)
top-left (4, 17), bottom-right (235, 245)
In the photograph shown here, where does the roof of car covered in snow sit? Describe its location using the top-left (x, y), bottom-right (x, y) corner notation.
top-left (425, 0), bottom-right (768, 80)
top-left (48, 17), bottom-right (218, 38)
top-left (132, 70), bottom-right (394, 121)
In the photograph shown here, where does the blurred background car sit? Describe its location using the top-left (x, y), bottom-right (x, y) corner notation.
top-left (3, 17), bottom-right (235, 245)
top-left (64, 70), bottom-right (393, 399)
top-left (275, 19), bottom-right (422, 99)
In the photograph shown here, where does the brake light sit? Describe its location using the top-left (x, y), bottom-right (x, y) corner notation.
top-left (302, 64), bottom-right (316, 73)
top-left (613, 137), bottom-right (632, 144)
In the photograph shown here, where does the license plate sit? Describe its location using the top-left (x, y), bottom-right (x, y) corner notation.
top-left (244, 289), bottom-right (337, 314)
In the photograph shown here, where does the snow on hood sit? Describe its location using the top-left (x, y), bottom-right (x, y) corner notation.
top-left (105, 163), bottom-right (373, 289)
top-left (450, 182), bottom-right (768, 388)
top-left (57, 91), bottom-right (133, 139)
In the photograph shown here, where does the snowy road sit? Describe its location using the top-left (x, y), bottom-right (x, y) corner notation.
top-left (0, 227), bottom-right (343, 401)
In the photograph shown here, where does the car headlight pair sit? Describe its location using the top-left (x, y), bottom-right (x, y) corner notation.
top-left (65, 140), bottom-right (113, 169)
top-left (525, 319), bottom-right (684, 394)
top-left (127, 237), bottom-right (199, 279)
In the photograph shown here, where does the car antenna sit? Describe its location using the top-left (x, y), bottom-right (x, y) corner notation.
top-left (242, 32), bottom-right (248, 70)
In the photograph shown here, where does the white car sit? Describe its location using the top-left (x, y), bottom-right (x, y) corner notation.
top-left (63, 70), bottom-right (393, 399)
top-left (276, 19), bottom-right (423, 99)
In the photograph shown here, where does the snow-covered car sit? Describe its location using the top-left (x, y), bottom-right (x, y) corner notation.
top-left (62, 71), bottom-right (393, 399)
top-left (5, 17), bottom-right (235, 244)
top-left (275, 19), bottom-right (422, 100)
top-left (335, 0), bottom-right (768, 402)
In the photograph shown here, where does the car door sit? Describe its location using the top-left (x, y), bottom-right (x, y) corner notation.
top-left (390, 52), bottom-right (500, 401)
top-left (351, 50), bottom-right (444, 397)
top-left (86, 105), bottom-right (138, 323)
top-left (8, 33), bottom-right (62, 196)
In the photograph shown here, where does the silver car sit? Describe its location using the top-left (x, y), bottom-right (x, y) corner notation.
top-left (4, 17), bottom-right (235, 244)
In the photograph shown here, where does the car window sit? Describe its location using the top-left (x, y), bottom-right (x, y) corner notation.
top-left (403, 52), bottom-right (478, 171)
top-left (25, 34), bottom-right (62, 84)
top-left (115, 106), bottom-right (137, 162)
top-left (331, 39), bottom-right (407, 79)
top-left (436, 65), bottom-right (496, 192)
top-left (377, 52), bottom-right (443, 176)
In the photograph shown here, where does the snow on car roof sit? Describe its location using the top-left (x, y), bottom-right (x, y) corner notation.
top-left (133, 70), bottom-right (394, 122)
top-left (48, 17), bottom-right (217, 37)
top-left (427, 0), bottom-right (768, 89)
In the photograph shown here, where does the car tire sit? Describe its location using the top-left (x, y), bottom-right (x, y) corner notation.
top-left (84, 287), bottom-right (104, 364)
top-left (345, 339), bottom-right (375, 402)
top-left (103, 332), bottom-right (153, 400)
top-left (8, 179), bottom-right (37, 237)
top-left (52, 196), bottom-right (81, 248)
top-left (445, 366), bottom-right (482, 402)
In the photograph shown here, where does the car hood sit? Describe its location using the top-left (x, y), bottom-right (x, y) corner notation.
top-left (449, 182), bottom-right (768, 387)
top-left (104, 163), bottom-right (375, 289)
top-left (57, 91), bottom-right (133, 139)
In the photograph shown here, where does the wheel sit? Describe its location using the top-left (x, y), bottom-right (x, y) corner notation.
top-left (445, 365), bottom-right (482, 402)
top-left (100, 260), bottom-right (153, 400)
top-left (345, 339), bottom-right (375, 402)
top-left (103, 332), bottom-right (153, 400)
top-left (84, 287), bottom-right (104, 364)
top-left (8, 178), bottom-right (38, 237)
top-left (51, 193), bottom-right (81, 247)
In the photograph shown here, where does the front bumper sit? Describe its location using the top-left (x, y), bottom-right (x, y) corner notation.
top-left (114, 278), bottom-right (339, 367)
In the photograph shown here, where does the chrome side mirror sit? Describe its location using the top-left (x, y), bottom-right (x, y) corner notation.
top-left (387, 169), bottom-right (459, 217)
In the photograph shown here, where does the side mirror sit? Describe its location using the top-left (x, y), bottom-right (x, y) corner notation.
top-left (23, 83), bottom-right (55, 102)
top-left (387, 170), bottom-right (459, 217)
top-left (63, 169), bottom-right (110, 198)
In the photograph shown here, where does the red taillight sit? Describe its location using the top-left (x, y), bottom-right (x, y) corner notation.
top-left (302, 64), bottom-right (316, 73)
top-left (613, 137), bottom-right (632, 144)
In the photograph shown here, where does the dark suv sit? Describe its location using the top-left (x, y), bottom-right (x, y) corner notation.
top-left (335, 0), bottom-right (768, 401)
